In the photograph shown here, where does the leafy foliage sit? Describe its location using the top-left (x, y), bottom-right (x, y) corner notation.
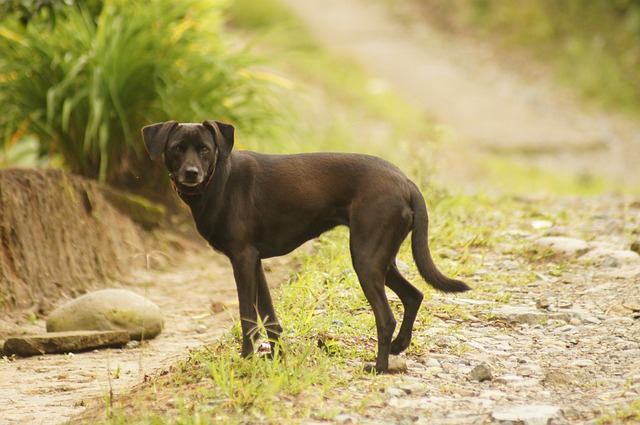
top-left (0, 0), bottom-right (285, 185)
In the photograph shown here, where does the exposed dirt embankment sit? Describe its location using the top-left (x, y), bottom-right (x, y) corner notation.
top-left (0, 168), bottom-right (157, 314)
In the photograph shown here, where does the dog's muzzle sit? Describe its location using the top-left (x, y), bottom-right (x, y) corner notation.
top-left (178, 166), bottom-right (203, 187)
top-left (169, 150), bottom-right (219, 196)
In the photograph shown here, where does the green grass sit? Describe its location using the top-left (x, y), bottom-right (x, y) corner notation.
top-left (482, 156), bottom-right (633, 196)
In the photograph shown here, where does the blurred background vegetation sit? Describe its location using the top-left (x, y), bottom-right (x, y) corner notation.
top-left (0, 0), bottom-right (639, 195)
top-left (0, 0), bottom-right (286, 191)
top-left (406, 0), bottom-right (640, 114)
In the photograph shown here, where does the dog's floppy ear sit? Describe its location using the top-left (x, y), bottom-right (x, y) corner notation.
top-left (203, 120), bottom-right (235, 157)
top-left (142, 121), bottom-right (178, 160)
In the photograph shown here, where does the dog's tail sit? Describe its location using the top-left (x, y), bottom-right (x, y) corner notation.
top-left (410, 183), bottom-right (470, 293)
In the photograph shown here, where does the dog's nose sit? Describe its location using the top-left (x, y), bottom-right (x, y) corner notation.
top-left (184, 167), bottom-right (199, 180)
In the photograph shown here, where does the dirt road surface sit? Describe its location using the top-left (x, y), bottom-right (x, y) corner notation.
top-left (0, 245), bottom-right (240, 424)
top-left (280, 0), bottom-right (640, 191)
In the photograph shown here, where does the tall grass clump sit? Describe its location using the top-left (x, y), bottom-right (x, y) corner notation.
top-left (0, 0), bottom-right (286, 187)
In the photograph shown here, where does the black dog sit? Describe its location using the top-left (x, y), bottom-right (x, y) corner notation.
top-left (142, 120), bottom-right (469, 373)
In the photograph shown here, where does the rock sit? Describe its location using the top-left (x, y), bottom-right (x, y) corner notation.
top-left (531, 220), bottom-right (553, 230)
top-left (494, 305), bottom-right (572, 325)
top-left (469, 363), bottom-right (493, 382)
top-left (364, 356), bottom-right (407, 374)
top-left (3, 330), bottom-right (129, 357)
top-left (388, 356), bottom-right (408, 374)
top-left (535, 236), bottom-right (590, 257)
top-left (396, 260), bottom-right (411, 275)
top-left (631, 240), bottom-right (640, 254)
top-left (536, 296), bottom-right (551, 309)
top-left (492, 404), bottom-right (561, 425)
top-left (47, 289), bottom-right (164, 340)
top-left (333, 413), bottom-right (359, 424)
top-left (569, 359), bottom-right (594, 368)
top-left (579, 244), bottom-right (640, 266)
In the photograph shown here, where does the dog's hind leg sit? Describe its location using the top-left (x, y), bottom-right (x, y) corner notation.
top-left (256, 263), bottom-right (283, 353)
top-left (349, 215), bottom-right (408, 372)
top-left (351, 255), bottom-right (396, 374)
top-left (386, 264), bottom-right (423, 354)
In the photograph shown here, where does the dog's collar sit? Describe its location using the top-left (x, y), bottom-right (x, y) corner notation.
top-left (170, 150), bottom-right (218, 197)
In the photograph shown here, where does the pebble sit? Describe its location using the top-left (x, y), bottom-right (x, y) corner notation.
top-left (535, 236), bottom-right (590, 257)
top-left (492, 404), bottom-right (561, 425)
top-left (570, 359), bottom-right (595, 368)
top-left (469, 363), bottom-right (493, 382)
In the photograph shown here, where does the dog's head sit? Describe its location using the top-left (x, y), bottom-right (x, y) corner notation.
top-left (142, 120), bottom-right (234, 190)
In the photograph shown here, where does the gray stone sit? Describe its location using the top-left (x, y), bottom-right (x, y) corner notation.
top-left (3, 330), bottom-right (129, 357)
top-left (396, 260), bottom-right (411, 275)
top-left (579, 244), bottom-right (640, 266)
top-left (388, 356), bottom-right (408, 374)
top-left (494, 305), bottom-right (572, 325)
top-left (492, 404), bottom-right (561, 425)
top-left (47, 289), bottom-right (164, 340)
top-left (469, 363), bottom-right (493, 382)
top-left (365, 356), bottom-right (408, 374)
top-left (535, 236), bottom-right (590, 257)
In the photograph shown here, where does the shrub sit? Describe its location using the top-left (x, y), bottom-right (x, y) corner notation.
top-left (0, 0), bottom-right (285, 186)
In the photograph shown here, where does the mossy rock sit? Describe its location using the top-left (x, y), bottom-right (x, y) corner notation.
top-left (46, 289), bottom-right (164, 340)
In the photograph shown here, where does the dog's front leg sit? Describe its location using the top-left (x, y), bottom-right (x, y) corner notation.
top-left (229, 248), bottom-right (262, 357)
top-left (257, 263), bottom-right (283, 353)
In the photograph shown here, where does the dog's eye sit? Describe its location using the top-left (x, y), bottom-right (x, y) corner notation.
top-left (171, 145), bottom-right (182, 153)
top-left (199, 147), bottom-right (211, 155)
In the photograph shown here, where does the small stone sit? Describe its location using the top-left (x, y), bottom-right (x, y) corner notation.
top-left (396, 260), bottom-right (411, 275)
top-left (195, 324), bottom-right (207, 334)
top-left (492, 404), bottom-right (561, 425)
top-left (570, 359), bottom-right (594, 368)
top-left (333, 413), bottom-right (358, 424)
top-left (387, 356), bottom-right (408, 374)
top-left (331, 319), bottom-right (345, 328)
top-left (553, 325), bottom-right (575, 334)
top-left (631, 240), bottom-right (640, 254)
top-left (494, 305), bottom-right (564, 325)
top-left (580, 245), bottom-right (640, 266)
top-left (469, 363), bottom-right (493, 382)
top-left (536, 296), bottom-right (551, 309)
top-left (557, 300), bottom-right (573, 309)
top-left (419, 357), bottom-right (440, 367)
top-left (531, 220), bottom-right (553, 230)
top-left (210, 301), bottom-right (226, 314)
top-left (385, 387), bottom-right (406, 397)
top-left (365, 357), bottom-right (407, 374)
top-left (535, 237), bottom-right (590, 257)
top-left (569, 317), bottom-right (582, 326)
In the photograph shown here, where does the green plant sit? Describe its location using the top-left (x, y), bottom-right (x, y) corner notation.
top-left (0, 0), bottom-right (286, 186)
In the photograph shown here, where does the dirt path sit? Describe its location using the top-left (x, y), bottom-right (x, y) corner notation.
top-left (0, 242), bottom-right (239, 424)
top-left (280, 0), bottom-right (640, 191)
